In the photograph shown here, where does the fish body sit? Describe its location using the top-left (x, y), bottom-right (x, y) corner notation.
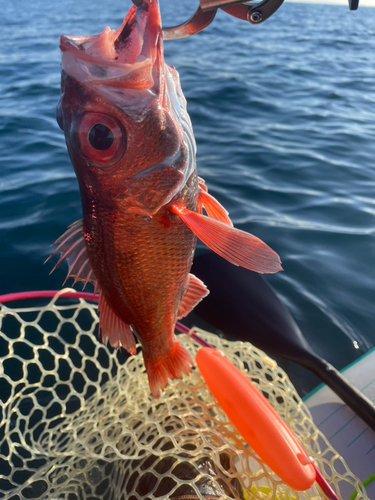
top-left (52, 0), bottom-right (282, 397)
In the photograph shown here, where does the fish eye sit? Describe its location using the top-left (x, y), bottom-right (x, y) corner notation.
top-left (74, 112), bottom-right (126, 167)
top-left (88, 123), bottom-right (114, 151)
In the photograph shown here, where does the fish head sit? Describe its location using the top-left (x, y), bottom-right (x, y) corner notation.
top-left (58, 0), bottom-right (195, 217)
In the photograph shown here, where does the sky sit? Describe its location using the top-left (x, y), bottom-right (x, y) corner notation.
top-left (285, 0), bottom-right (375, 5)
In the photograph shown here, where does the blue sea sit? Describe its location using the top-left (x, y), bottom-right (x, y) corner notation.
top-left (1, 0), bottom-right (375, 395)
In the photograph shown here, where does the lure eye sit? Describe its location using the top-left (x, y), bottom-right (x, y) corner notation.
top-left (75, 113), bottom-right (126, 167)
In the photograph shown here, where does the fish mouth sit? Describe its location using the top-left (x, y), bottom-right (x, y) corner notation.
top-left (60, 0), bottom-right (163, 90)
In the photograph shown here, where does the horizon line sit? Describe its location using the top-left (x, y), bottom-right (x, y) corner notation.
top-left (285, 0), bottom-right (375, 6)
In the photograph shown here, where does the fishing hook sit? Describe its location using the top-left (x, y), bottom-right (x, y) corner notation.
top-left (131, 0), bottom-right (285, 39)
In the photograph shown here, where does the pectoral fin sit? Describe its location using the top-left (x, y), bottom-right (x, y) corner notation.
top-left (171, 206), bottom-right (282, 274)
top-left (177, 273), bottom-right (209, 319)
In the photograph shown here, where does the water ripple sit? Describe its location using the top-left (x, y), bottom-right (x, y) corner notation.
top-left (1, 0), bottom-right (375, 393)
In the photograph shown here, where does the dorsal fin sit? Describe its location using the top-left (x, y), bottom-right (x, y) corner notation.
top-left (198, 185), bottom-right (233, 227)
top-left (197, 177), bottom-right (232, 226)
top-left (98, 294), bottom-right (136, 355)
top-left (177, 274), bottom-right (209, 319)
top-left (198, 176), bottom-right (208, 192)
top-left (46, 219), bottom-right (99, 292)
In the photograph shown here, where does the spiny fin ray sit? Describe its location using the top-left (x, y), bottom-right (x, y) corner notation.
top-left (46, 219), bottom-right (99, 290)
top-left (198, 183), bottom-right (233, 227)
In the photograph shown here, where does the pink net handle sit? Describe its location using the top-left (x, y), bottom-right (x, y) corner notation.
top-left (0, 290), bottom-right (212, 348)
top-left (0, 290), bottom-right (99, 303)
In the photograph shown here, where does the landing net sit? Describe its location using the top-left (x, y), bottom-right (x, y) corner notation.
top-left (0, 291), bottom-right (369, 499)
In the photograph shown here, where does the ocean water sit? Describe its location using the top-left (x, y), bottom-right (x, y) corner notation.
top-left (1, 0), bottom-right (375, 395)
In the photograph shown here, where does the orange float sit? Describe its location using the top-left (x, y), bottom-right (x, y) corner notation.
top-left (195, 347), bottom-right (316, 492)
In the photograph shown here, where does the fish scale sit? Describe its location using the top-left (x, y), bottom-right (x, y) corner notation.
top-left (83, 173), bottom-right (198, 355)
top-left (113, 176), bottom-right (198, 333)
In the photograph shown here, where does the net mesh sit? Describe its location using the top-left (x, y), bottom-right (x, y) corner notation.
top-left (0, 293), bottom-right (369, 500)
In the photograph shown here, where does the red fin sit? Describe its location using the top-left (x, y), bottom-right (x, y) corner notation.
top-left (198, 187), bottom-right (233, 227)
top-left (197, 178), bottom-right (207, 215)
top-left (46, 219), bottom-right (99, 292)
top-left (144, 340), bottom-right (194, 399)
top-left (98, 294), bottom-right (136, 355)
top-left (171, 206), bottom-right (282, 274)
top-left (198, 176), bottom-right (208, 192)
top-left (177, 274), bottom-right (209, 319)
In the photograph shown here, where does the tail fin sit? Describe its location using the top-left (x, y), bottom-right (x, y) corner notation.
top-left (143, 340), bottom-right (194, 399)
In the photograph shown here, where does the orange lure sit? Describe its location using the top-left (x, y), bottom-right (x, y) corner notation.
top-left (49, 0), bottom-right (282, 398)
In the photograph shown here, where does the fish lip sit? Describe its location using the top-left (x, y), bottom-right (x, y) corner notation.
top-left (59, 35), bottom-right (118, 68)
top-left (60, 0), bottom-right (162, 73)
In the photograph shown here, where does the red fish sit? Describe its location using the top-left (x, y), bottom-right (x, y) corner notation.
top-left (50, 0), bottom-right (282, 398)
